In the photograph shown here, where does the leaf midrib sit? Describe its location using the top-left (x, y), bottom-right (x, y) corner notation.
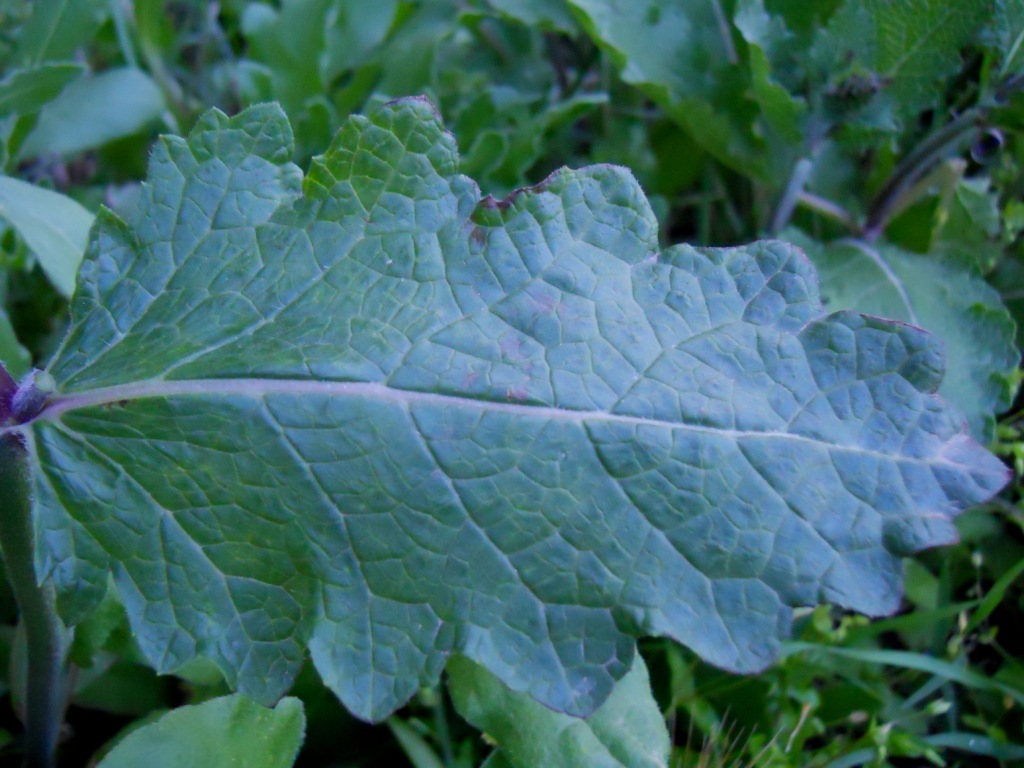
top-left (8, 376), bottom-right (970, 468)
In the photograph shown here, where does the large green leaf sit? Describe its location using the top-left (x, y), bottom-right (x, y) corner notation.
top-left (95, 695), bottom-right (305, 768)
top-left (0, 100), bottom-right (1008, 724)
top-left (449, 654), bottom-right (669, 768)
top-left (789, 233), bottom-right (1018, 441)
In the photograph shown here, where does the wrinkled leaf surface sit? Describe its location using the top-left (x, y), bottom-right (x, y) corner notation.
top-left (791, 233), bottom-right (1018, 441)
top-left (0, 99), bottom-right (1008, 722)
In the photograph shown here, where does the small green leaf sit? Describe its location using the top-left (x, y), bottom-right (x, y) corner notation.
top-left (241, 2), bottom-right (323, 116)
top-left (0, 176), bottom-right (93, 297)
top-left (242, 0), bottom-right (397, 118)
top-left (734, 0), bottom-right (806, 143)
top-left (790, 232), bottom-right (1018, 441)
top-left (449, 654), bottom-right (669, 768)
top-left (95, 695), bottom-right (305, 768)
top-left (387, 718), bottom-right (447, 768)
top-left (935, 177), bottom-right (1003, 272)
top-left (18, 69), bottom-right (165, 160)
top-left (0, 63), bottom-right (84, 119)
top-left (320, 0), bottom-right (400, 82)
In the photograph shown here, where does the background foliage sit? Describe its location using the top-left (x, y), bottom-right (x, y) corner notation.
top-left (0, 0), bottom-right (1021, 766)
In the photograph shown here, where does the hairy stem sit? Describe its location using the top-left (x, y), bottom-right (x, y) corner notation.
top-left (0, 435), bottom-right (64, 768)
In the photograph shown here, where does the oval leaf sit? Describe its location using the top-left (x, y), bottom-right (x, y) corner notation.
top-left (95, 694), bottom-right (305, 768)
top-left (18, 68), bottom-right (165, 160)
top-left (0, 175), bottom-right (93, 296)
top-left (449, 654), bottom-right (669, 768)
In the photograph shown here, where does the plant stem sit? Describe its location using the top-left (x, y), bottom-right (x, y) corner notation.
top-left (770, 157), bottom-right (814, 235)
top-left (110, 0), bottom-right (139, 69)
top-left (710, 0), bottom-right (738, 64)
top-left (128, 0), bottom-right (188, 132)
top-left (796, 191), bottom-right (857, 230)
top-left (863, 108), bottom-right (985, 240)
top-left (0, 435), bottom-right (64, 768)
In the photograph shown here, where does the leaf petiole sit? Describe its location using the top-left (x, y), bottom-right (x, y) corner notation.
top-left (0, 434), bottom-right (65, 768)
top-left (863, 107), bottom-right (986, 239)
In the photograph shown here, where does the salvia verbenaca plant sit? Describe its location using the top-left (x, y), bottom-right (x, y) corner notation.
top-left (0, 98), bottom-right (1009, 767)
